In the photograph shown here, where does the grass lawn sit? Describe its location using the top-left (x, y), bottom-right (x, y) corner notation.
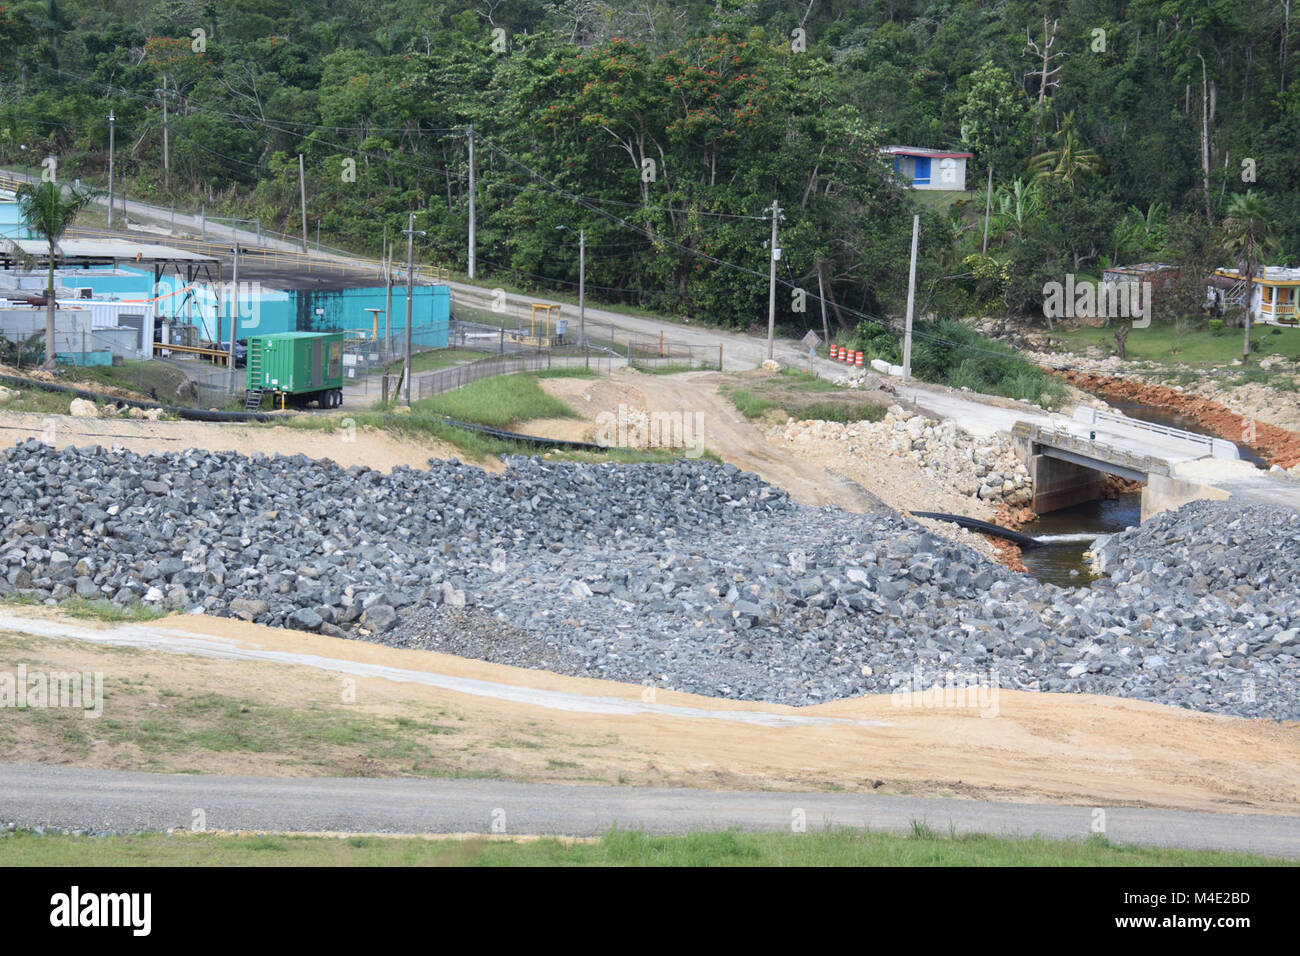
top-left (412, 372), bottom-right (578, 428)
top-left (56, 359), bottom-right (192, 400)
top-left (282, 370), bottom-right (709, 462)
top-left (0, 627), bottom-right (474, 777)
top-left (0, 826), bottom-right (1287, 867)
top-left (0, 387), bottom-right (75, 415)
top-left (384, 348), bottom-right (484, 375)
top-left (1, 595), bottom-right (163, 623)
top-left (721, 368), bottom-right (888, 424)
top-left (1055, 322), bottom-right (1300, 365)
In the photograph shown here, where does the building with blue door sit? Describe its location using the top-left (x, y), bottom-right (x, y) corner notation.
top-left (883, 146), bottom-right (974, 191)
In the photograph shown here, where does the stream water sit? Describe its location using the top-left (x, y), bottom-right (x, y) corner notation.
top-left (1016, 398), bottom-right (1267, 587)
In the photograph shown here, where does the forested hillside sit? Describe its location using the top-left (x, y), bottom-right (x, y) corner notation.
top-left (1, 1), bottom-right (1292, 332)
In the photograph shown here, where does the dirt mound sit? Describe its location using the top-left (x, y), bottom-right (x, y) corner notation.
top-left (0, 408), bottom-right (486, 473)
top-left (1059, 370), bottom-right (1300, 469)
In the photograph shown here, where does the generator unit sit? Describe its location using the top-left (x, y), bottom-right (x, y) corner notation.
top-left (245, 332), bottom-right (345, 410)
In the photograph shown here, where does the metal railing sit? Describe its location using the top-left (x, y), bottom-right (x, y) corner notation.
top-left (452, 303), bottom-right (723, 372)
top-left (1073, 407), bottom-right (1238, 458)
top-left (413, 351), bottom-right (613, 399)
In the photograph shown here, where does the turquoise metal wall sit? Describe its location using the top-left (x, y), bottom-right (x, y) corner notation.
top-left (53, 266), bottom-right (450, 347)
top-left (0, 200), bottom-right (34, 240)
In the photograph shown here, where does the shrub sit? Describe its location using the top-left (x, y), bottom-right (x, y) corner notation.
top-left (910, 318), bottom-right (1066, 408)
top-left (1209, 319), bottom-right (1226, 336)
top-left (850, 320), bottom-right (902, 364)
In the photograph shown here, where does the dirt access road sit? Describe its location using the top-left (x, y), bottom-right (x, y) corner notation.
top-left (3, 609), bottom-right (1296, 823)
top-left (535, 370), bottom-right (1002, 555)
top-left (537, 370), bottom-right (891, 512)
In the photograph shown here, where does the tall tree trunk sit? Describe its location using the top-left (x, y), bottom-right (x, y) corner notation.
top-left (817, 259), bottom-right (848, 329)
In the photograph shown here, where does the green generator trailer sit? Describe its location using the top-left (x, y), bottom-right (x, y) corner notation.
top-left (245, 332), bottom-right (345, 410)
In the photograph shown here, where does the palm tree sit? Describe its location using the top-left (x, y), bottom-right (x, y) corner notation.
top-left (1026, 112), bottom-right (1103, 188)
top-left (1221, 191), bottom-right (1279, 363)
top-left (16, 180), bottom-right (94, 368)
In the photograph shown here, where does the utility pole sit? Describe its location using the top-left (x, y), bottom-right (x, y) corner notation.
top-left (298, 153), bottom-right (308, 253)
top-left (578, 228), bottom-right (586, 349)
top-left (227, 240), bottom-right (240, 393)
top-left (106, 111), bottom-right (116, 229)
top-left (384, 233), bottom-right (393, 361)
top-left (159, 81), bottom-right (170, 191)
top-left (981, 165), bottom-right (993, 254)
top-left (902, 214), bottom-right (919, 382)
top-left (816, 261), bottom-right (829, 357)
top-left (1198, 53), bottom-right (1212, 225)
top-left (402, 214), bottom-right (427, 404)
top-left (766, 198), bottom-right (783, 361)
top-left (467, 125), bottom-right (476, 280)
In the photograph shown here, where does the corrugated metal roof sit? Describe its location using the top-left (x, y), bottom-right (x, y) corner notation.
top-left (3, 238), bottom-right (218, 263)
top-left (882, 146), bottom-right (975, 159)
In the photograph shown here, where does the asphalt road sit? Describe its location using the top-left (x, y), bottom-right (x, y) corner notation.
top-left (2, 764), bottom-right (1297, 857)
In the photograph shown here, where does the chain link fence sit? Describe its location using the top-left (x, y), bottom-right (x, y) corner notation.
top-left (413, 350), bottom-right (615, 399)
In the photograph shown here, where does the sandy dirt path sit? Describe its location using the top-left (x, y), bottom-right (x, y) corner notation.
top-left (3, 609), bottom-right (1295, 815)
top-left (0, 408), bottom-right (499, 473)
top-left (538, 370), bottom-right (892, 512)
top-left (537, 370), bottom-right (1000, 556)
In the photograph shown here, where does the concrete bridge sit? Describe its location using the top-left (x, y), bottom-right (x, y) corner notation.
top-left (1013, 408), bottom-right (1248, 520)
top-left (895, 382), bottom-right (1300, 519)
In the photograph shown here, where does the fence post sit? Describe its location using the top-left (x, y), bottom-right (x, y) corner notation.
top-left (718, 344), bottom-right (723, 371)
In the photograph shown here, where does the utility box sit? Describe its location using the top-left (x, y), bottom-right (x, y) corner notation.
top-left (246, 331), bottom-right (345, 409)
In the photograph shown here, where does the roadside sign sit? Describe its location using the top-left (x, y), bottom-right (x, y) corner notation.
top-left (801, 330), bottom-right (821, 349)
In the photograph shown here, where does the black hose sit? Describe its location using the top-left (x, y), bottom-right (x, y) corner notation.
top-left (2, 373), bottom-right (664, 449)
top-left (0, 372), bottom-right (281, 423)
top-left (910, 510), bottom-right (1041, 548)
top-left (438, 416), bottom-right (610, 452)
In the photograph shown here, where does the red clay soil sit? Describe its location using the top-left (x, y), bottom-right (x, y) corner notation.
top-left (986, 502), bottom-right (1036, 573)
top-left (1057, 369), bottom-right (1300, 469)
top-left (987, 536), bottom-right (1028, 573)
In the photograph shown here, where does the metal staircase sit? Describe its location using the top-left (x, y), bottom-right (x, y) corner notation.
top-left (1222, 279), bottom-right (1248, 307)
top-left (243, 346), bottom-right (264, 411)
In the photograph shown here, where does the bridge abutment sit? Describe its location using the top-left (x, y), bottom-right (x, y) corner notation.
top-left (1140, 474), bottom-right (1229, 522)
top-left (1027, 453), bottom-right (1103, 514)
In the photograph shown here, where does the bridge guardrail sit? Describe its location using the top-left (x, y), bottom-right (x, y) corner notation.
top-left (1072, 406), bottom-right (1239, 460)
top-left (1015, 421), bottom-right (1172, 479)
